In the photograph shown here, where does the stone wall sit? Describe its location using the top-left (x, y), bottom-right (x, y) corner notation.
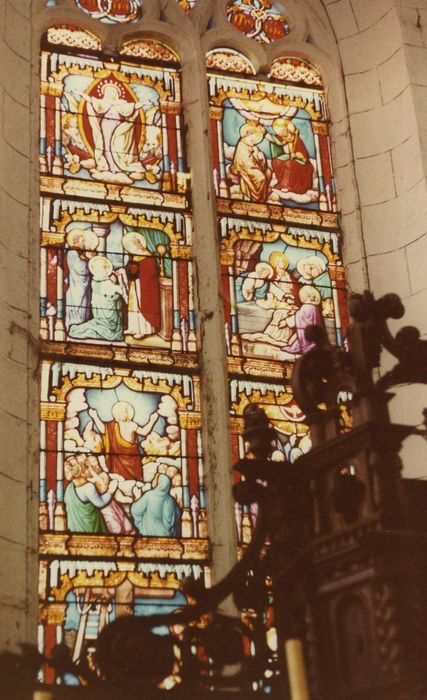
top-left (0, 0), bottom-right (37, 649)
top-left (325, 0), bottom-right (427, 338)
top-left (324, 0), bottom-right (427, 474)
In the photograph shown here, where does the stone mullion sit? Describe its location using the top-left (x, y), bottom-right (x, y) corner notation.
top-left (180, 43), bottom-right (238, 600)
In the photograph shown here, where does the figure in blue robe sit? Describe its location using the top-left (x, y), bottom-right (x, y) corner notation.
top-left (131, 474), bottom-right (181, 537)
top-left (69, 278), bottom-right (124, 341)
top-left (65, 250), bottom-right (91, 330)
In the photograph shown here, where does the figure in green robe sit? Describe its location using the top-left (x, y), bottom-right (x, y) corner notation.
top-left (64, 481), bottom-right (109, 534)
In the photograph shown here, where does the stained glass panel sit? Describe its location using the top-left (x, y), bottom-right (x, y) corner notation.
top-left (40, 48), bottom-right (187, 206)
top-left (220, 218), bottom-right (346, 369)
top-left (74, 0), bottom-right (142, 24)
top-left (208, 72), bottom-right (336, 214)
top-left (40, 199), bottom-right (196, 360)
top-left (39, 559), bottom-right (207, 684)
top-left (40, 361), bottom-right (206, 542)
top-left (226, 0), bottom-right (289, 43)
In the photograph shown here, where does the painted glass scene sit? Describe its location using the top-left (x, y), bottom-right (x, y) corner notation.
top-left (209, 73), bottom-right (335, 212)
top-left (230, 379), bottom-right (309, 544)
top-left (220, 219), bottom-right (346, 364)
top-left (226, 0), bottom-right (288, 43)
top-left (74, 0), bottom-right (142, 24)
top-left (38, 28), bottom-right (208, 690)
top-left (39, 559), bottom-right (207, 685)
top-left (40, 362), bottom-right (206, 542)
top-left (40, 200), bottom-right (195, 357)
top-left (40, 46), bottom-right (186, 206)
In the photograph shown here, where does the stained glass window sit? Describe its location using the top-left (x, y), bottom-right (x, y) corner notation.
top-left (204, 52), bottom-right (347, 690)
top-left (226, 0), bottom-right (289, 43)
top-left (39, 30), bottom-right (205, 684)
top-left (207, 53), bottom-right (346, 554)
top-left (74, 0), bottom-right (142, 24)
top-left (36, 7), bottom-right (351, 687)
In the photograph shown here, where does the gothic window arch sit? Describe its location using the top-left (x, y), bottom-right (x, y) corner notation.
top-left (37, 0), bottom-right (349, 688)
top-left (38, 23), bottom-right (208, 685)
top-left (205, 45), bottom-right (346, 544)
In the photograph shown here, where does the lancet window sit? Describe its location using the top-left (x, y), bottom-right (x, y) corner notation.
top-left (207, 50), bottom-right (347, 545)
top-left (38, 27), bottom-right (207, 685)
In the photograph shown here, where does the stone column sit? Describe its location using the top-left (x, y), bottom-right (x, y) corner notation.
top-left (180, 39), bottom-right (238, 606)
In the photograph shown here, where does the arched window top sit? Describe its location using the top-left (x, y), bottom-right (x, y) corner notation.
top-left (46, 24), bottom-right (102, 51)
top-left (206, 48), bottom-right (256, 76)
top-left (270, 57), bottom-right (323, 88)
top-left (120, 38), bottom-right (179, 64)
top-left (74, 0), bottom-right (142, 24)
top-left (176, 0), bottom-right (197, 12)
top-left (226, 0), bottom-right (289, 44)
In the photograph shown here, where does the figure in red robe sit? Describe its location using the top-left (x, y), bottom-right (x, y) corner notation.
top-left (88, 401), bottom-right (159, 480)
top-left (268, 117), bottom-right (314, 195)
top-left (122, 232), bottom-right (161, 340)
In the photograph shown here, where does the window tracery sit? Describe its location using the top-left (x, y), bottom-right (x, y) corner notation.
top-left (269, 57), bottom-right (323, 87)
top-left (226, 0), bottom-right (289, 43)
top-left (206, 48), bottom-right (256, 76)
top-left (74, 0), bottom-right (142, 24)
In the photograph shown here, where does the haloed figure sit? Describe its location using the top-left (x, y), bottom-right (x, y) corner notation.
top-left (268, 117), bottom-right (314, 195)
top-left (282, 285), bottom-right (323, 355)
top-left (69, 255), bottom-right (126, 341)
top-left (122, 231), bottom-right (161, 340)
top-left (80, 81), bottom-right (147, 182)
top-left (230, 122), bottom-right (271, 202)
top-left (89, 400), bottom-right (159, 481)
